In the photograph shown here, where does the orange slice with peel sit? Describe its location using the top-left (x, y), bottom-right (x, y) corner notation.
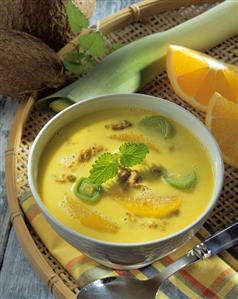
top-left (166, 45), bottom-right (238, 111)
top-left (66, 197), bottom-right (119, 233)
top-left (119, 196), bottom-right (181, 218)
top-left (206, 93), bottom-right (238, 168)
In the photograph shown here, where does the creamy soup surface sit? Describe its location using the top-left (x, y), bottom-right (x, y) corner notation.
top-left (38, 107), bottom-right (214, 243)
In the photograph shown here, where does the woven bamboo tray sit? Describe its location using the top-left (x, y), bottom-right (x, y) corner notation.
top-left (5, 0), bottom-right (238, 298)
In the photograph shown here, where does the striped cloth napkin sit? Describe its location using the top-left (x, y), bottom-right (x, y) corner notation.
top-left (20, 191), bottom-right (238, 299)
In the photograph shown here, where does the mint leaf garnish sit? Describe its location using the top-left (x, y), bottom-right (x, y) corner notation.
top-left (83, 142), bottom-right (149, 187)
top-left (89, 153), bottom-right (119, 184)
top-left (119, 142), bottom-right (149, 167)
top-left (79, 31), bottom-right (107, 57)
top-left (66, 0), bottom-right (89, 33)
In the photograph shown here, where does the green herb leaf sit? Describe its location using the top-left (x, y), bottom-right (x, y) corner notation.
top-left (79, 31), bottom-right (107, 57)
top-left (111, 42), bottom-right (124, 52)
top-left (62, 51), bottom-right (84, 74)
top-left (80, 56), bottom-right (96, 75)
top-left (89, 153), bottom-right (119, 184)
top-left (62, 51), bottom-right (95, 76)
top-left (119, 142), bottom-right (149, 167)
top-left (163, 170), bottom-right (197, 190)
top-left (66, 0), bottom-right (89, 33)
top-left (140, 115), bottom-right (173, 139)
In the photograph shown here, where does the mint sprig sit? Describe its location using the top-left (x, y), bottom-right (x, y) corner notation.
top-left (119, 142), bottom-right (149, 167)
top-left (63, 1), bottom-right (124, 77)
top-left (89, 153), bottom-right (119, 184)
top-left (88, 143), bottom-right (149, 185)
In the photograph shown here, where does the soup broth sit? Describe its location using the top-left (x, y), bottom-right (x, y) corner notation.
top-left (38, 107), bottom-right (214, 243)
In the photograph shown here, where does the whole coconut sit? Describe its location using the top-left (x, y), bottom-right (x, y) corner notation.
top-left (0, 0), bottom-right (96, 51)
top-left (0, 30), bottom-right (66, 97)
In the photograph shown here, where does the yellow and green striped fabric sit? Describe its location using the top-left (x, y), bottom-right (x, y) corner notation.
top-left (20, 192), bottom-right (238, 299)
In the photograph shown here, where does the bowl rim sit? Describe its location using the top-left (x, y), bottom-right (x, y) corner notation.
top-left (28, 93), bottom-right (224, 248)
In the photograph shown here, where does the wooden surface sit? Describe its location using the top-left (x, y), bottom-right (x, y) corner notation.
top-left (0, 1), bottom-right (137, 298)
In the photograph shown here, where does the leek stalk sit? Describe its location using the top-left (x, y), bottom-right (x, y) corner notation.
top-left (36, 0), bottom-right (238, 112)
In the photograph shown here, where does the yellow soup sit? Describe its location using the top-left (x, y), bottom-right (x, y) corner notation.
top-left (38, 107), bottom-right (214, 243)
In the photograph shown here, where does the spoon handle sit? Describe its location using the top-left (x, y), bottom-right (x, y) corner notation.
top-left (202, 221), bottom-right (238, 256)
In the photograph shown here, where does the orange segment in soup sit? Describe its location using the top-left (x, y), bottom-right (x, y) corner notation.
top-left (66, 197), bottom-right (119, 233)
top-left (118, 196), bottom-right (181, 218)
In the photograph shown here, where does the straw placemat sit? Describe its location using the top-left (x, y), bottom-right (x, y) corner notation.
top-left (6, 0), bottom-right (238, 298)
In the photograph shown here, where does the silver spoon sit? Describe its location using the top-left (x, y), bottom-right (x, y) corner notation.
top-left (78, 222), bottom-right (238, 299)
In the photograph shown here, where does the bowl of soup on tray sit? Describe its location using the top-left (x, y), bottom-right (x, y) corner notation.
top-left (28, 93), bottom-right (223, 269)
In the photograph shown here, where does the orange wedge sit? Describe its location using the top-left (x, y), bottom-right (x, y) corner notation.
top-left (166, 45), bottom-right (238, 111)
top-left (66, 198), bottom-right (119, 233)
top-left (119, 196), bottom-right (181, 218)
top-left (206, 93), bottom-right (238, 168)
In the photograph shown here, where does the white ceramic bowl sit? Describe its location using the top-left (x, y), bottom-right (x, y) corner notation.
top-left (28, 93), bottom-right (224, 269)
